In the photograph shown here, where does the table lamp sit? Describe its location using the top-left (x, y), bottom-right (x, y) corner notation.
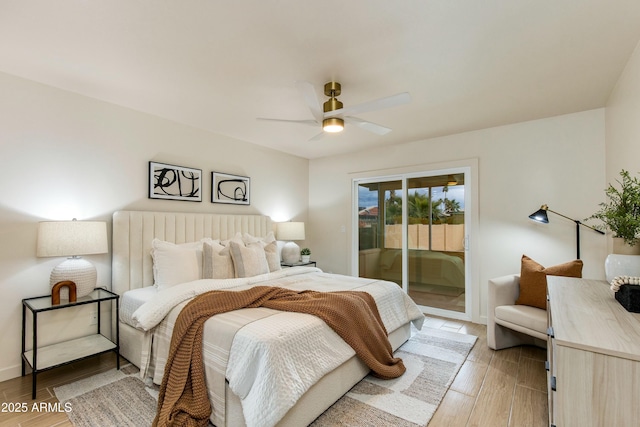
top-left (277, 222), bottom-right (305, 263)
top-left (37, 219), bottom-right (108, 299)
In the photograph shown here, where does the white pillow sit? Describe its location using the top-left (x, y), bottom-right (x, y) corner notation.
top-left (203, 241), bottom-right (235, 279)
top-left (220, 232), bottom-right (243, 247)
top-left (151, 239), bottom-right (201, 290)
top-left (229, 241), bottom-right (270, 278)
top-left (243, 232), bottom-right (281, 272)
top-left (242, 231), bottom-right (276, 244)
top-left (263, 241), bottom-right (281, 272)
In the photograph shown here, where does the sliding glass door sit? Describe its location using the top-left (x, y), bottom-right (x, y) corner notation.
top-left (355, 170), bottom-right (469, 317)
top-left (357, 180), bottom-right (403, 282)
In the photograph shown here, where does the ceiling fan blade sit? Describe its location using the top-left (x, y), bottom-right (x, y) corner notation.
top-left (257, 117), bottom-right (319, 128)
top-left (344, 116), bottom-right (392, 135)
top-left (296, 81), bottom-right (324, 122)
top-left (325, 92), bottom-right (411, 118)
top-left (308, 132), bottom-right (327, 142)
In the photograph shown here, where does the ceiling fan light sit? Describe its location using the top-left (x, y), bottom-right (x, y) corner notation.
top-left (323, 117), bottom-right (344, 133)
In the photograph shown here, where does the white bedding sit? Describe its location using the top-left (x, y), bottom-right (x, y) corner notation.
top-left (120, 286), bottom-right (157, 326)
top-left (133, 267), bottom-right (425, 427)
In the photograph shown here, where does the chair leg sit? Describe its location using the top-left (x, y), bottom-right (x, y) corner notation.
top-left (489, 323), bottom-right (546, 350)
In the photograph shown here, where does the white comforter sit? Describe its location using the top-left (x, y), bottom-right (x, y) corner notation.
top-left (132, 267), bottom-right (425, 427)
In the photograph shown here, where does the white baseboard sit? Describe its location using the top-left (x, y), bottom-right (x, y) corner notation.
top-left (0, 363), bottom-right (23, 383)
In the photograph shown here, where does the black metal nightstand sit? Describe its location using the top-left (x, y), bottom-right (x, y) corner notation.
top-left (281, 261), bottom-right (317, 268)
top-left (21, 288), bottom-right (120, 399)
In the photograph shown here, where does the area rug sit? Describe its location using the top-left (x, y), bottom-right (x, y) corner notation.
top-left (54, 364), bottom-right (158, 427)
top-left (54, 327), bottom-right (476, 427)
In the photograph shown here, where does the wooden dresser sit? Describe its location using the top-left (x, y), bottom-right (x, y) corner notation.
top-left (547, 276), bottom-right (640, 427)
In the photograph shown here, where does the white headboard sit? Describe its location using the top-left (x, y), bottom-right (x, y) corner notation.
top-left (112, 210), bottom-right (273, 295)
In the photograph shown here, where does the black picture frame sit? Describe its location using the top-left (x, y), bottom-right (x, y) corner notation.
top-left (211, 172), bottom-right (250, 205)
top-left (149, 161), bottom-right (202, 202)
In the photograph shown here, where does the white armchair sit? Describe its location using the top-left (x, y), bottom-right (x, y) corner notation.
top-left (487, 274), bottom-right (548, 350)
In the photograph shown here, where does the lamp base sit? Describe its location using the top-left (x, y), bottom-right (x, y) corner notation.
top-left (50, 257), bottom-right (97, 299)
top-left (281, 242), bottom-right (301, 264)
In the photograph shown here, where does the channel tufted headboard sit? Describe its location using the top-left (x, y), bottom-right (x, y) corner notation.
top-left (111, 210), bottom-right (273, 295)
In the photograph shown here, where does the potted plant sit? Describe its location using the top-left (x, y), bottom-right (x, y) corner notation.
top-left (587, 170), bottom-right (640, 254)
top-left (300, 248), bottom-right (311, 263)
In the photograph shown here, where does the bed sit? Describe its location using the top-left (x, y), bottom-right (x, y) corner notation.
top-left (112, 210), bottom-right (425, 427)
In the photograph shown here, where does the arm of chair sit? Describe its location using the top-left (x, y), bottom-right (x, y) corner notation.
top-left (488, 274), bottom-right (521, 311)
top-left (487, 274), bottom-right (521, 350)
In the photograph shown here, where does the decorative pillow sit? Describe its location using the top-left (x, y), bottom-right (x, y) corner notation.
top-left (203, 241), bottom-right (235, 280)
top-left (516, 255), bottom-right (583, 309)
top-left (151, 239), bottom-right (201, 291)
top-left (220, 232), bottom-right (243, 247)
top-left (229, 241), bottom-right (270, 278)
top-left (263, 241), bottom-right (281, 272)
top-left (243, 232), bottom-right (281, 272)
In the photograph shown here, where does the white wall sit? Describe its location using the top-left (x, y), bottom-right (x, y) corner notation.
top-left (5, 46), bottom-right (637, 380)
top-left (309, 109), bottom-right (608, 323)
top-left (0, 72), bottom-right (309, 381)
top-left (606, 40), bottom-right (640, 251)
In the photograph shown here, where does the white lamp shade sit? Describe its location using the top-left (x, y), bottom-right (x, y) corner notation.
top-left (37, 221), bottom-right (108, 257)
top-left (276, 222), bottom-right (305, 241)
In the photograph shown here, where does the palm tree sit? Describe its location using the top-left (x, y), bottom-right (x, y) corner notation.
top-left (386, 189), bottom-right (457, 224)
top-left (408, 192), bottom-right (430, 223)
top-left (385, 190), bottom-right (402, 224)
top-left (430, 198), bottom-right (447, 223)
top-left (444, 198), bottom-right (461, 214)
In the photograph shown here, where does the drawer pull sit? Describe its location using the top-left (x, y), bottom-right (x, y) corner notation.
top-left (545, 360), bottom-right (550, 371)
top-left (547, 326), bottom-right (555, 338)
top-left (551, 376), bottom-right (557, 391)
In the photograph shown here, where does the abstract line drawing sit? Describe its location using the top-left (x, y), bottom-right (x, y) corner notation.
top-left (211, 172), bottom-right (250, 205)
top-left (149, 161), bottom-right (202, 202)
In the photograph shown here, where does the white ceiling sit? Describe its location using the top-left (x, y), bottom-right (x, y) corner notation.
top-left (1, 1), bottom-right (640, 159)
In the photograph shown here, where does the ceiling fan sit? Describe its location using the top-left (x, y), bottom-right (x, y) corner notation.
top-left (257, 81), bottom-right (411, 141)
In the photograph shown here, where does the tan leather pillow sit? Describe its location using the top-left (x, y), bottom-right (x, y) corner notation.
top-left (516, 255), bottom-right (583, 309)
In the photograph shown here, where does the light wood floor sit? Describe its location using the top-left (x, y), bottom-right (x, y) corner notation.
top-left (424, 316), bottom-right (548, 427)
top-left (0, 316), bottom-right (548, 427)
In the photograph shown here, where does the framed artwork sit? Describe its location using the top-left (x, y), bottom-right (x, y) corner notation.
top-left (149, 161), bottom-right (202, 202)
top-left (211, 172), bottom-right (250, 205)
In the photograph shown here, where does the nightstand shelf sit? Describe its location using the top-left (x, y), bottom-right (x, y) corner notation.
top-left (21, 288), bottom-right (120, 399)
top-left (281, 260), bottom-right (317, 268)
top-left (23, 334), bottom-right (116, 371)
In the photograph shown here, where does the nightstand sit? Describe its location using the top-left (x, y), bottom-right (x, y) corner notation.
top-left (281, 260), bottom-right (317, 268)
top-left (21, 288), bottom-right (120, 399)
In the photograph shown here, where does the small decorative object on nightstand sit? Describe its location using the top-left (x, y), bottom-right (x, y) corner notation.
top-left (300, 247), bottom-right (311, 263)
top-left (51, 280), bottom-right (77, 305)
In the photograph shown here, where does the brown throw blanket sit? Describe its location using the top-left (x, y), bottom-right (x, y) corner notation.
top-left (153, 286), bottom-right (406, 427)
